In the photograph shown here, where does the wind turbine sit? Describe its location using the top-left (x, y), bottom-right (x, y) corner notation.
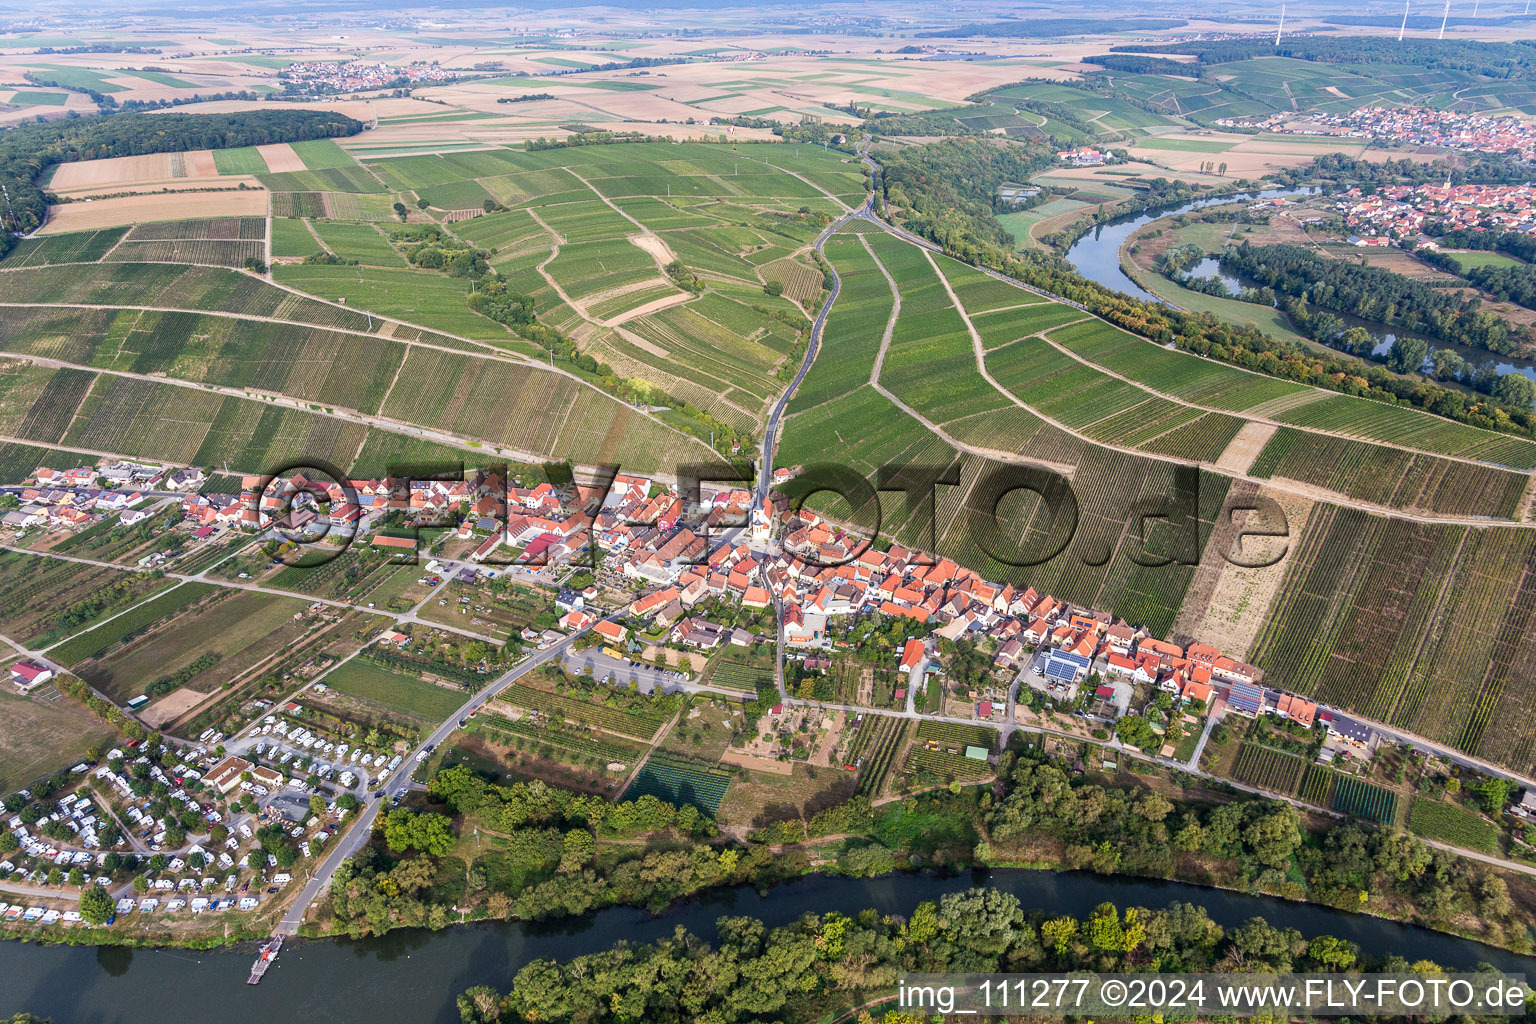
top-left (1399, 0), bottom-right (1411, 39)
top-left (1275, 1), bottom-right (1286, 44)
top-left (1439, 0), bottom-right (1451, 38)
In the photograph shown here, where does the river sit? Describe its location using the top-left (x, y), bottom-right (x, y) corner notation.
top-left (1062, 187), bottom-right (1312, 303)
top-left (1063, 188), bottom-right (1536, 387)
top-left (3, 868), bottom-right (1532, 1024)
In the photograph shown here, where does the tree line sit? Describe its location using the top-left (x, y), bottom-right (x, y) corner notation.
top-left (0, 108), bottom-right (364, 237)
top-left (919, 17), bottom-right (1188, 38)
top-left (1217, 240), bottom-right (1531, 357)
top-left (456, 885), bottom-right (1489, 1024)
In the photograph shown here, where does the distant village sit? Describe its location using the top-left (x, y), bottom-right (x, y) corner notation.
top-left (1335, 182), bottom-right (1536, 246)
top-left (1217, 104), bottom-right (1536, 161)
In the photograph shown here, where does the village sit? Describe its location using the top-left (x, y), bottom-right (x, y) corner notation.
top-left (6, 450), bottom-right (1536, 937)
top-left (1334, 181), bottom-right (1536, 246)
top-left (1218, 104), bottom-right (1536, 161)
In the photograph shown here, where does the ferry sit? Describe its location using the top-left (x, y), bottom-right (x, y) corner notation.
top-left (247, 934), bottom-right (282, 985)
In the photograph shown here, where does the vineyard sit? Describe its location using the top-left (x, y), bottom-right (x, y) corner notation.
top-left (1407, 797), bottom-right (1500, 854)
top-left (1250, 505), bottom-right (1536, 774)
top-left (623, 751), bottom-right (733, 815)
top-left (903, 746), bottom-right (993, 783)
top-left (504, 682), bottom-right (671, 740)
top-left (1330, 776), bottom-right (1399, 824)
top-left (915, 720), bottom-right (995, 752)
top-left (1247, 428), bottom-right (1528, 518)
top-left (1230, 743), bottom-right (1306, 794)
top-left (844, 715), bottom-right (906, 798)
top-left (48, 582), bottom-right (216, 666)
top-left (1298, 764), bottom-right (1337, 807)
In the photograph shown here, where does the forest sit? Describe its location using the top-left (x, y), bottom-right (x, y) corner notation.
top-left (1083, 53), bottom-right (1198, 76)
top-left (456, 888), bottom-right (1484, 1024)
top-left (870, 140), bottom-right (1536, 438)
top-left (1217, 241), bottom-right (1530, 356)
top-left (0, 108), bottom-right (364, 236)
top-left (1113, 35), bottom-right (1536, 78)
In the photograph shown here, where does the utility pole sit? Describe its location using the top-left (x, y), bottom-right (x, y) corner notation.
top-left (1399, 0), bottom-right (1410, 40)
top-left (1275, 2), bottom-right (1286, 44)
top-left (1439, 0), bottom-right (1451, 38)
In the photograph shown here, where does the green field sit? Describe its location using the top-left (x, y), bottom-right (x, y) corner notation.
top-left (324, 659), bottom-right (469, 722)
top-left (1446, 251), bottom-right (1525, 272)
top-left (9, 90), bottom-right (68, 106)
top-left (48, 582), bottom-right (217, 666)
top-left (212, 146), bottom-right (270, 175)
top-left (623, 751), bottom-right (733, 815)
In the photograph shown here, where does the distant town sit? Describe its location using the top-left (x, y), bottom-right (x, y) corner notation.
top-left (1219, 105), bottom-right (1536, 161)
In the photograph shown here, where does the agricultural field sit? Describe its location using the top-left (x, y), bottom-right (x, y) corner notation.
top-left (0, 686), bottom-right (121, 794)
top-left (47, 581), bottom-right (217, 667)
top-left (622, 751), bottom-right (733, 815)
top-left (1229, 742), bottom-right (1306, 794)
top-left (470, 710), bottom-right (646, 777)
top-left (1298, 764), bottom-right (1338, 807)
top-left (845, 715), bottom-right (907, 797)
top-left (72, 589), bottom-right (311, 705)
top-left (323, 659), bottom-right (468, 724)
top-left (0, 553), bottom-right (172, 649)
top-left (503, 680), bottom-right (673, 740)
top-left (704, 648), bottom-right (774, 693)
top-left (1330, 776), bottom-right (1399, 824)
top-left (914, 719), bottom-right (995, 752)
top-left (902, 745), bottom-right (993, 784)
top-left (1408, 797), bottom-right (1501, 854)
top-left (1248, 428), bottom-right (1529, 518)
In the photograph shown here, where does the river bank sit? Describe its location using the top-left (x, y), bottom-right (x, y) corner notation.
top-left (4, 866), bottom-right (1534, 1024)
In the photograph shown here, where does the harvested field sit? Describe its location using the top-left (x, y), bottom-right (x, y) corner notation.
top-left (49, 151), bottom-right (212, 190)
top-left (256, 143), bottom-right (307, 173)
top-left (39, 191), bottom-right (268, 234)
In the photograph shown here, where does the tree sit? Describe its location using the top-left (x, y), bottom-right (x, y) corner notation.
top-left (763, 280), bottom-right (784, 297)
top-left (393, 202), bottom-right (408, 221)
top-left (1385, 335), bottom-right (1429, 374)
top-left (1494, 373), bottom-right (1536, 410)
top-left (310, 794), bottom-right (327, 819)
top-left (417, 197), bottom-right (430, 210)
top-left (383, 809), bottom-right (456, 856)
top-left (131, 875), bottom-right (149, 894)
top-left (79, 883), bottom-right (115, 925)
